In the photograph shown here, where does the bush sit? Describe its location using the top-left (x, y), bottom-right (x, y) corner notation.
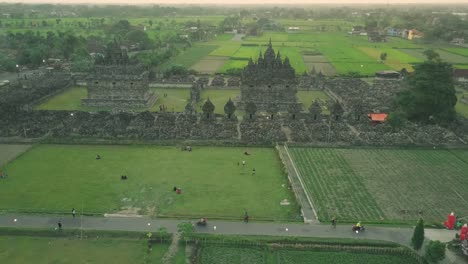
top-left (412, 218), bottom-right (425, 250)
top-left (425, 240), bottom-right (445, 263)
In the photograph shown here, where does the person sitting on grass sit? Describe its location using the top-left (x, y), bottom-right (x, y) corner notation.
top-left (96, 154), bottom-right (101, 160)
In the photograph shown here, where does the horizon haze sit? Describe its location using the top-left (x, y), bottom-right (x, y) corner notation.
top-left (2, 0), bottom-right (468, 5)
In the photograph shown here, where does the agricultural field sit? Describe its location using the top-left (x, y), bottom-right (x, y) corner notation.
top-left (190, 56), bottom-right (229, 74)
top-left (198, 245), bottom-right (419, 264)
top-left (0, 145), bottom-right (299, 220)
top-left (399, 48), bottom-right (468, 65)
top-left (358, 47), bottom-right (423, 71)
top-left (275, 250), bottom-right (419, 264)
top-left (0, 236), bottom-right (168, 264)
top-left (443, 48), bottom-right (468, 57)
top-left (164, 45), bottom-right (219, 69)
top-left (289, 147), bottom-right (468, 223)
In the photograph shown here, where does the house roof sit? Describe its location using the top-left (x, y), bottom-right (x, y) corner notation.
top-left (368, 113), bottom-right (388, 122)
top-left (454, 69), bottom-right (468, 78)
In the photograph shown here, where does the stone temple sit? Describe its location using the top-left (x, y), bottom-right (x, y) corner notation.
top-left (81, 41), bottom-right (156, 108)
top-left (240, 40), bottom-right (301, 111)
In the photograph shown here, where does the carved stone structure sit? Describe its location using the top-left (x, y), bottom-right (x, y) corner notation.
top-left (210, 76), bottom-right (226, 87)
top-left (240, 41), bottom-right (301, 111)
top-left (82, 42), bottom-right (156, 108)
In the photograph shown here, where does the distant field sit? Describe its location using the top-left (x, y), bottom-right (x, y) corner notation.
top-left (399, 48), bottom-right (468, 64)
top-left (209, 45), bottom-right (241, 57)
top-left (443, 48), bottom-right (468, 57)
top-left (0, 145), bottom-right (298, 220)
top-left (0, 236), bottom-right (167, 264)
top-left (165, 45), bottom-right (219, 68)
top-left (290, 148), bottom-right (468, 223)
top-left (358, 47), bottom-right (422, 71)
top-left (190, 56), bottom-right (229, 74)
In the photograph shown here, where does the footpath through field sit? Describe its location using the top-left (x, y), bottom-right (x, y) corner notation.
top-left (0, 213), bottom-right (457, 248)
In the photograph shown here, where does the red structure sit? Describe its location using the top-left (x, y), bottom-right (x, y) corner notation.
top-left (460, 224), bottom-right (468, 241)
top-left (444, 212), bottom-right (456, 229)
top-left (367, 113), bottom-right (388, 123)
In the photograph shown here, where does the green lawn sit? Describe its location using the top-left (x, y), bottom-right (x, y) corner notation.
top-left (0, 236), bottom-right (167, 264)
top-left (35, 87), bottom-right (190, 113)
top-left (197, 89), bottom-right (240, 114)
top-left (150, 88), bottom-right (190, 113)
top-left (290, 148), bottom-right (468, 223)
top-left (0, 145), bottom-right (298, 220)
top-left (296, 91), bottom-right (330, 112)
top-left (199, 245), bottom-right (419, 264)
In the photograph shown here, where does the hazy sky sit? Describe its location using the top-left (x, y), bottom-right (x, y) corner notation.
top-left (2, 0), bottom-right (468, 4)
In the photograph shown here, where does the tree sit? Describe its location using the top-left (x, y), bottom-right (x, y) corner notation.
top-left (411, 218), bottom-right (425, 250)
top-left (396, 57), bottom-right (457, 124)
top-left (380, 52), bottom-right (387, 63)
top-left (423, 49), bottom-right (440, 62)
top-left (425, 240), bottom-right (446, 263)
top-left (386, 111), bottom-right (405, 131)
top-left (224, 98), bottom-right (236, 119)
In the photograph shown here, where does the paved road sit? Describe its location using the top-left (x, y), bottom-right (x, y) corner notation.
top-left (0, 213), bottom-right (458, 248)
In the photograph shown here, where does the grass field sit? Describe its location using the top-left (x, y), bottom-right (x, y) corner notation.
top-left (443, 48), bottom-right (468, 57)
top-left (456, 91), bottom-right (468, 117)
top-left (296, 91), bottom-right (330, 112)
top-left (199, 245), bottom-right (419, 264)
top-left (164, 45), bottom-right (219, 68)
top-left (190, 56), bottom-right (228, 74)
top-left (197, 89), bottom-right (240, 114)
top-left (358, 47), bottom-right (422, 71)
top-left (0, 236), bottom-right (168, 264)
top-left (289, 147), bottom-right (468, 223)
top-left (35, 87), bottom-right (190, 113)
top-left (0, 145), bottom-right (298, 220)
top-left (399, 48), bottom-right (468, 65)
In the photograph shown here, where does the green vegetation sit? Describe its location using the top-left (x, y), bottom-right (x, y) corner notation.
top-left (425, 240), bottom-right (446, 263)
top-left (198, 245), bottom-right (420, 264)
top-left (0, 145), bottom-right (298, 220)
top-left (396, 54), bottom-right (457, 123)
top-left (289, 148), bottom-right (468, 222)
top-left (412, 218), bottom-right (425, 250)
top-left (198, 89), bottom-right (240, 114)
top-left (455, 91), bottom-right (468, 118)
top-left (296, 91), bottom-right (330, 112)
top-left (0, 236), bottom-right (168, 264)
top-left (34, 87), bottom-right (190, 113)
top-left (164, 45), bottom-right (219, 69)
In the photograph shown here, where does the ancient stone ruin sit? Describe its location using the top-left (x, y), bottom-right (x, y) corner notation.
top-left (81, 41), bottom-right (156, 108)
top-left (240, 40), bottom-right (301, 112)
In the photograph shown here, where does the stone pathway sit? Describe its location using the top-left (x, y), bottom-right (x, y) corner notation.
top-left (276, 144), bottom-right (318, 223)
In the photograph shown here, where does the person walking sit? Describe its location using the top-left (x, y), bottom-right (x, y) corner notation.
top-left (244, 211), bottom-right (249, 223)
top-left (57, 221), bottom-right (62, 231)
top-left (72, 208), bottom-right (76, 218)
top-left (331, 216), bottom-right (336, 228)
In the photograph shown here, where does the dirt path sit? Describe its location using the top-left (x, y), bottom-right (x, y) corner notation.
top-left (162, 232), bottom-right (181, 264)
top-left (0, 144), bottom-right (32, 167)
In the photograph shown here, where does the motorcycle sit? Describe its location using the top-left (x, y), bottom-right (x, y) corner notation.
top-left (196, 218), bottom-right (207, 227)
top-left (352, 225), bottom-right (365, 233)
